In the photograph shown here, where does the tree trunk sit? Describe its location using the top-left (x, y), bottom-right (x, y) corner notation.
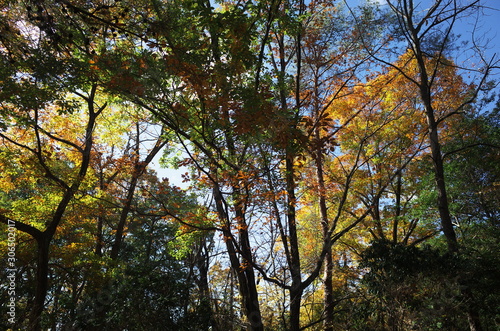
top-left (110, 132), bottom-right (166, 259)
top-left (95, 215), bottom-right (104, 256)
top-left (28, 235), bottom-right (50, 331)
top-left (110, 177), bottom-right (138, 259)
top-left (323, 250), bottom-right (334, 331)
top-left (424, 110), bottom-right (458, 252)
top-left (223, 229), bottom-right (263, 330)
top-left (416, 46), bottom-right (482, 330)
top-left (314, 130), bottom-right (334, 331)
top-left (289, 286), bottom-right (304, 331)
top-left (421, 76), bottom-right (482, 331)
top-left (393, 168), bottom-right (403, 243)
top-left (213, 185), bottom-right (263, 330)
top-left (286, 155), bottom-right (303, 331)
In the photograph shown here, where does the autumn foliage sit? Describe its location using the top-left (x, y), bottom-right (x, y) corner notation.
top-left (1, 0), bottom-right (499, 330)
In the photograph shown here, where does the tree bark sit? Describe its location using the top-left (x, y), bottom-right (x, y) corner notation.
top-left (28, 236), bottom-right (50, 331)
top-left (314, 128), bottom-right (334, 331)
top-left (392, 168), bottom-right (403, 243)
top-left (420, 93), bottom-right (459, 252)
top-left (286, 155), bottom-right (303, 331)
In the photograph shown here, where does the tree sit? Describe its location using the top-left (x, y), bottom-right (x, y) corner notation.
top-left (0, 1), bottom-right (125, 326)
top-left (1, 0), bottom-right (499, 329)
top-left (0, 93), bottom-right (104, 330)
top-left (367, 0), bottom-right (494, 252)
top-left (358, 1), bottom-right (497, 328)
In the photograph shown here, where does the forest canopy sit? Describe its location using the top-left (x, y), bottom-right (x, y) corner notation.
top-left (1, 0), bottom-right (499, 330)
